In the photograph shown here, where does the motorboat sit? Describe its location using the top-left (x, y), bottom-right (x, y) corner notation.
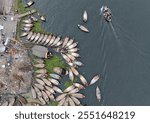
top-left (100, 6), bottom-right (112, 22)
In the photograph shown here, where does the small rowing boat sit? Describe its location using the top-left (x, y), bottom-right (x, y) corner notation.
top-left (78, 24), bottom-right (89, 33)
top-left (83, 10), bottom-right (88, 22)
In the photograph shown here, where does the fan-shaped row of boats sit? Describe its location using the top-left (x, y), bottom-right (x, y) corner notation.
top-left (20, 27), bottom-right (102, 105)
top-left (18, 5), bottom-right (103, 105)
top-left (30, 57), bottom-right (101, 105)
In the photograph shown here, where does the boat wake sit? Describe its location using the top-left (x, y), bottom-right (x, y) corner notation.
top-left (100, 11), bottom-right (150, 67)
top-left (109, 22), bottom-right (121, 47)
top-left (110, 16), bottom-right (150, 67)
top-left (99, 6), bottom-right (150, 105)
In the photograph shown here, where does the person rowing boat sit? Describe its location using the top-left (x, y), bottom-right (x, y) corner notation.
top-left (100, 6), bottom-right (112, 22)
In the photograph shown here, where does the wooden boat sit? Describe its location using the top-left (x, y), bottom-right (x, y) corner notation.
top-left (25, 1), bottom-right (35, 8)
top-left (96, 86), bottom-right (101, 102)
top-left (40, 15), bottom-right (46, 22)
top-left (83, 10), bottom-right (88, 22)
top-left (90, 74), bottom-right (101, 85)
top-left (78, 24), bottom-right (89, 33)
top-left (20, 32), bottom-right (28, 37)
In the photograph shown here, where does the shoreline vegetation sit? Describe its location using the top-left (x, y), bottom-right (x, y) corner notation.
top-left (44, 55), bottom-right (68, 74)
top-left (32, 20), bottom-right (47, 33)
top-left (15, 0), bottom-right (29, 14)
top-left (15, 0), bottom-right (27, 38)
top-left (15, 0), bottom-right (46, 38)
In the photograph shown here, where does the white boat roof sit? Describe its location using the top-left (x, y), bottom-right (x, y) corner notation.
top-left (0, 25), bottom-right (4, 30)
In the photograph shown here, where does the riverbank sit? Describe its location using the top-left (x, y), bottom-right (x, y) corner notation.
top-left (0, 0), bottom-right (101, 106)
top-left (0, 0), bottom-right (33, 105)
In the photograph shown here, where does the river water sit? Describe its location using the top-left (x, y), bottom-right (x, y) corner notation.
top-left (32, 0), bottom-right (150, 106)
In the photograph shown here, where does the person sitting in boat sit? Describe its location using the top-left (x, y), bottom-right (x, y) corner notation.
top-left (101, 6), bottom-right (112, 22)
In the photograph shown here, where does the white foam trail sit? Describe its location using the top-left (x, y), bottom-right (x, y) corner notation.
top-left (111, 16), bottom-right (150, 68)
top-left (113, 15), bottom-right (150, 55)
top-left (109, 22), bottom-right (118, 39)
top-left (109, 22), bottom-right (123, 48)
